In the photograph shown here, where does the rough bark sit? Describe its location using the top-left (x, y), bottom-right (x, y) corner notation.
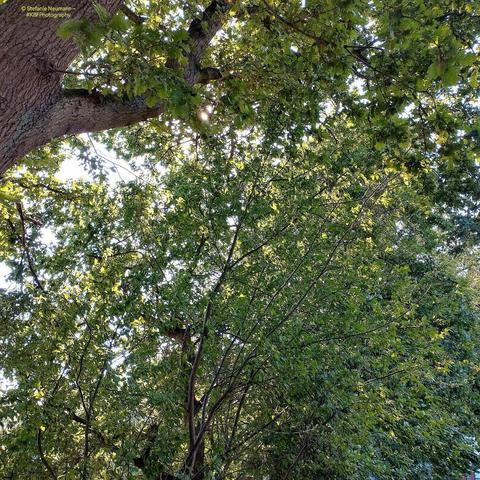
top-left (0, 0), bottom-right (233, 178)
top-left (17, 88), bottom-right (165, 156)
top-left (0, 0), bottom-right (124, 176)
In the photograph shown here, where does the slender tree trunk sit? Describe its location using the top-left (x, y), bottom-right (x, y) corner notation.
top-left (0, 0), bottom-right (123, 175)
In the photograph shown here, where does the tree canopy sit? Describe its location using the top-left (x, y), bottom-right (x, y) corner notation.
top-left (0, 0), bottom-right (480, 479)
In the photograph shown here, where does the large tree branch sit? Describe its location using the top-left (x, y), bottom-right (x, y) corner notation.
top-left (0, 0), bottom-right (126, 175)
top-left (25, 0), bottom-right (234, 152)
top-left (50, 89), bottom-right (165, 135)
top-left (184, 0), bottom-right (237, 84)
top-left (0, 0), bottom-right (235, 176)
top-left (9, 89), bottom-right (165, 163)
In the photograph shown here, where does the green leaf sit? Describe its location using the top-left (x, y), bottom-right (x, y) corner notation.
top-left (442, 66), bottom-right (460, 86)
top-left (56, 19), bottom-right (83, 39)
top-left (110, 12), bottom-right (130, 31)
top-left (145, 95), bottom-right (158, 108)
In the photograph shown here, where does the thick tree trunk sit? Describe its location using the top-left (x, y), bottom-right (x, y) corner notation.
top-left (0, 0), bottom-right (231, 178)
top-left (0, 0), bottom-right (124, 176)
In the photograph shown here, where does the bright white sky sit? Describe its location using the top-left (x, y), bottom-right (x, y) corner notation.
top-left (0, 135), bottom-right (137, 290)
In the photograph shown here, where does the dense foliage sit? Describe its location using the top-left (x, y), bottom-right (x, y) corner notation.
top-left (1, 0), bottom-right (480, 479)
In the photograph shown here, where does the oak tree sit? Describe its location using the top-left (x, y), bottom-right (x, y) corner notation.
top-left (1, 0), bottom-right (480, 479)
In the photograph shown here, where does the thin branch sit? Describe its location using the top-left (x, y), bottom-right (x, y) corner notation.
top-left (15, 202), bottom-right (45, 291)
top-left (36, 428), bottom-right (57, 480)
top-left (70, 413), bottom-right (117, 450)
top-left (260, 0), bottom-right (328, 47)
